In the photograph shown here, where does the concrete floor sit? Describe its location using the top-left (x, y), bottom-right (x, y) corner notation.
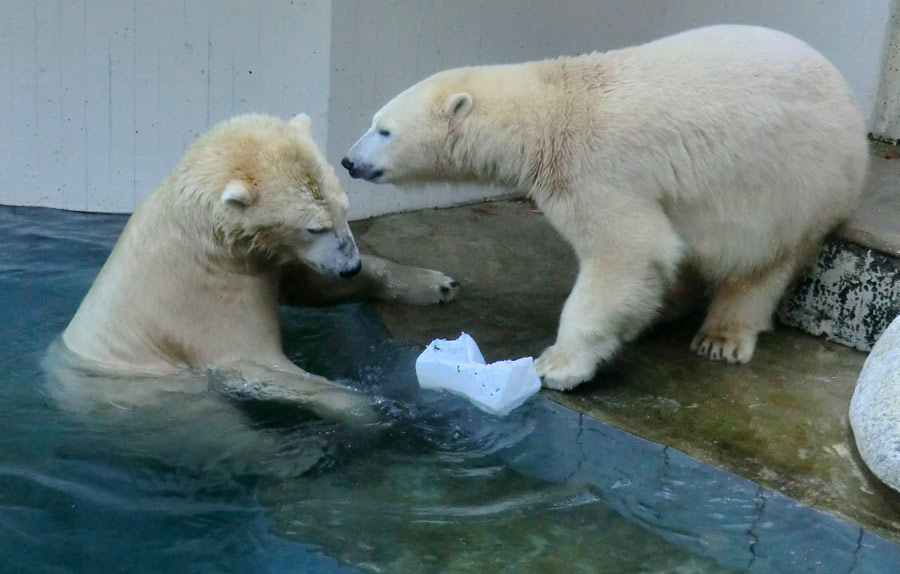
top-left (352, 198), bottom-right (900, 542)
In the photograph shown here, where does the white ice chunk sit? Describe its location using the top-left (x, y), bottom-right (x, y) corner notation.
top-left (415, 333), bottom-right (541, 416)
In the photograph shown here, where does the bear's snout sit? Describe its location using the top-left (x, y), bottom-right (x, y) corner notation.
top-left (335, 234), bottom-right (362, 278)
top-left (341, 156), bottom-right (365, 179)
top-left (341, 157), bottom-right (383, 182)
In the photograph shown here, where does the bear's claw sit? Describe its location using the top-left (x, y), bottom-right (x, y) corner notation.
top-left (690, 329), bottom-right (756, 364)
top-left (390, 268), bottom-right (459, 305)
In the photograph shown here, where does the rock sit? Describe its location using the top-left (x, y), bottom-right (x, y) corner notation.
top-left (850, 313), bottom-right (900, 491)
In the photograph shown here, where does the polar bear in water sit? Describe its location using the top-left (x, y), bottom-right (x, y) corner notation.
top-left (52, 113), bottom-right (459, 425)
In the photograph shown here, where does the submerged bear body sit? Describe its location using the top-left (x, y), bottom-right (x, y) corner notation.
top-left (57, 114), bottom-right (458, 422)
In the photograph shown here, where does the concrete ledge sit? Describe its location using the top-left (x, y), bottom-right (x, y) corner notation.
top-left (840, 142), bottom-right (900, 258)
top-left (357, 200), bottom-right (900, 541)
top-left (851, 314), bottom-right (900, 493)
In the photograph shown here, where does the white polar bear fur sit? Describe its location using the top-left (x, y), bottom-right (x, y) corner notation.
top-left (57, 114), bottom-right (459, 422)
top-left (343, 25), bottom-right (868, 390)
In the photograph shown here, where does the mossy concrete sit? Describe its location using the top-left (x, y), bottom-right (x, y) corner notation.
top-left (353, 198), bottom-right (900, 542)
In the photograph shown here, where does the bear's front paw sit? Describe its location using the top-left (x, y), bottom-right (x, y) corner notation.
top-left (534, 345), bottom-right (597, 391)
top-left (434, 273), bottom-right (461, 304)
top-left (690, 328), bottom-right (757, 364)
top-left (393, 268), bottom-right (460, 305)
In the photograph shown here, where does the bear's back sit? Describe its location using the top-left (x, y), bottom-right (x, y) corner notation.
top-left (587, 25), bottom-right (851, 120)
top-left (554, 25), bottom-right (866, 268)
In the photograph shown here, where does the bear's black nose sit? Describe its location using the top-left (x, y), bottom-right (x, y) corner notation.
top-left (339, 261), bottom-right (362, 278)
top-left (341, 157), bottom-right (354, 171)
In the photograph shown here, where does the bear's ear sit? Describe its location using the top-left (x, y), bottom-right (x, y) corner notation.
top-left (443, 92), bottom-right (473, 120)
top-left (221, 180), bottom-right (254, 208)
top-left (289, 113), bottom-right (314, 138)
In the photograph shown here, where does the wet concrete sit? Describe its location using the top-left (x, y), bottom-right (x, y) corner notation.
top-left (352, 198), bottom-right (900, 542)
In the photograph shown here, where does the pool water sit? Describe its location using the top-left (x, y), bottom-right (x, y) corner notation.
top-left (1, 205), bottom-right (897, 573)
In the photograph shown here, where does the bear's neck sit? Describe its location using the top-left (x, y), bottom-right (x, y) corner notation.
top-left (445, 59), bottom-right (575, 194)
top-left (64, 182), bottom-right (283, 371)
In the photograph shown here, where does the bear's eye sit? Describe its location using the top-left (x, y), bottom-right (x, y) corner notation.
top-left (377, 129), bottom-right (391, 137)
top-left (307, 227), bottom-right (330, 235)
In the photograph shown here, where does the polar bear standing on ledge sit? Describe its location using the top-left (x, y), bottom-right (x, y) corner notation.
top-left (342, 25), bottom-right (868, 390)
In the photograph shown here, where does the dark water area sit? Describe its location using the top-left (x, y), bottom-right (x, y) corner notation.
top-left (1, 205), bottom-right (897, 573)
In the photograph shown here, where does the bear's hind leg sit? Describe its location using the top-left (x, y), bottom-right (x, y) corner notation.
top-left (691, 249), bottom-right (803, 364)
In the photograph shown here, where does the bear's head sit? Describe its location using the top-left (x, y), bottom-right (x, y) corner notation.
top-left (341, 69), bottom-right (475, 185)
top-left (183, 114), bottom-right (361, 277)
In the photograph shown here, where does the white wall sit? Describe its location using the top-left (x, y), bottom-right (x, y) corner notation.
top-left (0, 0), bottom-right (332, 212)
top-left (0, 0), bottom-right (892, 215)
top-left (329, 0), bottom-right (894, 219)
top-left (872, 0), bottom-right (900, 141)
top-left (654, 1), bottom-right (892, 133)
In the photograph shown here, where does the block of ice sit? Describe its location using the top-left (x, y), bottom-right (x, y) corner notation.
top-left (415, 333), bottom-right (541, 416)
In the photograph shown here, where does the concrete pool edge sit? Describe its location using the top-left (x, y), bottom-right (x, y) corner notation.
top-left (266, 393), bottom-right (900, 572)
top-left (502, 396), bottom-right (900, 573)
